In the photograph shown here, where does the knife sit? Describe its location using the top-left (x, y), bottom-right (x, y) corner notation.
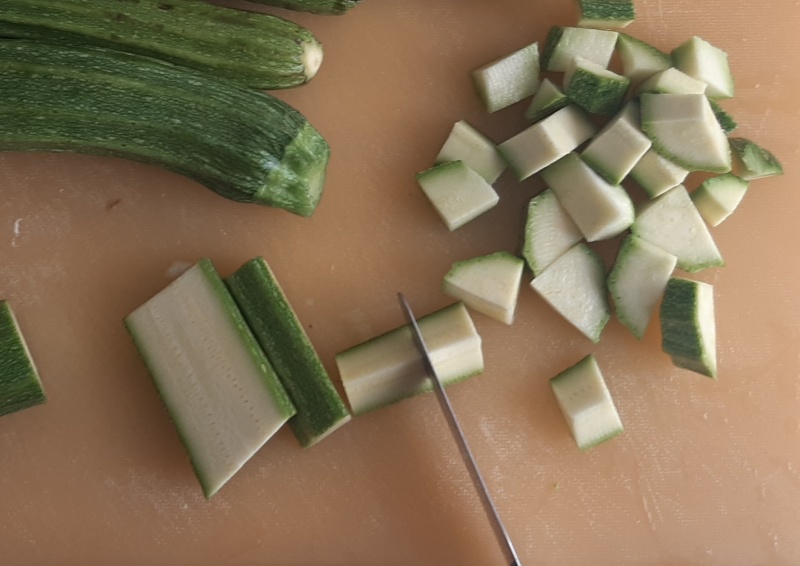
top-left (398, 293), bottom-right (522, 566)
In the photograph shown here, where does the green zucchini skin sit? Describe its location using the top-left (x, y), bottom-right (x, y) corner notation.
top-left (0, 41), bottom-right (330, 216)
top-left (247, 0), bottom-right (362, 16)
top-left (0, 0), bottom-right (323, 90)
top-left (0, 301), bottom-right (47, 417)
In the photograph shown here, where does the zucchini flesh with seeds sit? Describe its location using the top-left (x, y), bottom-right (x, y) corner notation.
top-left (0, 41), bottom-right (330, 216)
top-left (0, 0), bottom-right (323, 90)
top-left (246, 0), bottom-right (362, 15)
top-left (0, 301), bottom-right (46, 416)
top-left (226, 258), bottom-right (351, 448)
top-left (125, 259), bottom-right (296, 498)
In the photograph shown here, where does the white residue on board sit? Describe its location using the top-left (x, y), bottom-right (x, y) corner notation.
top-left (11, 218), bottom-right (22, 248)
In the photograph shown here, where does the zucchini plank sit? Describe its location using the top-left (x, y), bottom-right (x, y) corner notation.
top-left (0, 41), bottom-right (330, 216)
top-left (0, 0), bottom-right (323, 90)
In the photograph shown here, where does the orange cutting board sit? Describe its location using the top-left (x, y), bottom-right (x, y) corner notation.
top-left (1, 1), bottom-right (798, 564)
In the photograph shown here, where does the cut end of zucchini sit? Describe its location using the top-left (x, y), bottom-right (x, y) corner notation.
top-left (301, 41), bottom-right (325, 82)
top-left (0, 301), bottom-right (47, 417)
top-left (660, 277), bottom-right (717, 378)
top-left (550, 354), bottom-right (623, 450)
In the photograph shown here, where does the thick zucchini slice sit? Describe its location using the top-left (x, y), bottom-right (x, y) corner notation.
top-left (0, 0), bottom-right (323, 90)
top-left (0, 41), bottom-right (330, 216)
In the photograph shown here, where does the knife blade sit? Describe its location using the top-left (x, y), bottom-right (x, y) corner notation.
top-left (398, 293), bottom-right (522, 566)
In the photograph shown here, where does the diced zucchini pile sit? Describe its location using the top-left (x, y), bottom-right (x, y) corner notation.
top-left (406, 0), bottom-right (783, 450)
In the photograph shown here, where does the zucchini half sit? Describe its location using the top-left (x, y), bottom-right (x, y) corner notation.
top-left (0, 41), bottom-right (330, 216)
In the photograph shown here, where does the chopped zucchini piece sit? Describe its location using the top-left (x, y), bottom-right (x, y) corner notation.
top-left (564, 56), bottom-right (630, 116)
top-left (542, 26), bottom-right (619, 72)
top-left (640, 93), bottom-right (731, 173)
top-left (530, 243), bottom-right (610, 342)
top-left (525, 78), bottom-right (569, 122)
top-left (630, 147), bottom-right (688, 199)
top-left (709, 100), bottom-right (737, 134)
top-left (415, 161), bottom-right (499, 231)
top-left (616, 33), bottom-right (672, 85)
top-left (498, 105), bottom-right (596, 180)
top-left (522, 189), bottom-right (583, 276)
top-left (442, 252), bottom-right (524, 325)
top-left (125, 259), bottom-right (296, 498)
top-left (435, 121), bottom-right (506, 184)
top-left (472, 42), bottom-right (540, 113)
top-left (577, 0), bottom-right (635, 29)
top-left (336, 303), bottom-right (483, 415)
top-left (581, 101), bottom-right (652, 185)
top-left (672, 36), bottom-right (734, 99)
top-left (541, 152), bottom-right (635, 242)
top-left (660, 277), bottom-right (717, 378)
top-left (632, 185), bottom-right (724, 272)
top-left (637, 67), bottom-right (708, 95)
top-left (226, 258), bottom-right (351, 448)
top-left (691, 174), bottom-right (749, 227)
top-left (0, 301), bottom-right (46, 416)
top-left (729, 137), bottom-right (784, 180)
top-left (550, 354), bottom-right (623, 450)
top-left (608, 235), bottom-right (677, 339)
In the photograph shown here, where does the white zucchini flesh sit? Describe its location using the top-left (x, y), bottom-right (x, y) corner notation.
top-left (523, 189), bottom-right (583, 276)
top-left (660, 277), bottom-right (717, 378)
top-left (640, 93), bottom-right (731, 173)
top-left (125, 259), bottom-right (296, 498)
top-left (691, 173), bottom-right (749, 227)
top-left (540, 152), bottom-right (634, 242)
top-left (616, 33), bottom-right (672, 85)
top-left (671, 36), bottom-right (734, 99)
top-left (472, 42), bottom-right (540, 113)
top-left (608, 235), bottom-right (678, 339)
top-left (630, 147), bottom-right (688, 199)
top-left (631, 185), bottom-right (724, 273)
top-left (581, 100), bottom-right (652, 185)
top-left (442, 251), bottom-right (525, 325)
top-left (530, 243), bottom-right (610, 343)
top-left (498, 105), bottom-right (597, 181)
top-left (415, 160), bottom-right (499, 231)
top-left (525, 78), bottom-right (568, 122)
top-left (637, 67), bottom-right (708, 95)
top-left (550, 354), bottom-right (623, 450)
top-left (435, 120), bottom-right (506, 184)
top-left (543, 26), bottom-right (619, 72)
top-left (336, 303), bottom-right (483, 415)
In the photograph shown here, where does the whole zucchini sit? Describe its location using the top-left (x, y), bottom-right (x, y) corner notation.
top-left (0, 0), bottom-right (323, 90)
top-left (247, 0), bottom-right (362, 15)
top-left (0, 41), bottom-right (330, 216)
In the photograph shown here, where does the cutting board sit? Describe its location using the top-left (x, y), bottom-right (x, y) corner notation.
top-left (1, 1), bottom-right (799, 564)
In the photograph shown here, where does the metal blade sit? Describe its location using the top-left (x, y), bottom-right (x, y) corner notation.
top-left (398, 293), bottom-right (521, 566)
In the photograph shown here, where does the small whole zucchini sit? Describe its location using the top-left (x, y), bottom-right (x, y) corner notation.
top-left (0, 41), bottom-right (330, 216)
top-left (247, 0), bottom-right (362, 15)
top-left (0, 0), bottom-right (324, 90)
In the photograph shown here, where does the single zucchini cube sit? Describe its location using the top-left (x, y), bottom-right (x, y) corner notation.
top-left (577, 0), bottom-right (635, 29)
top-left (691, 173), bottom-right (749, 227)
top-left (540, 152), bottom-right (634, 242)
top-left (729, 137), bottom-right (784, 181)
top-left (632, 185), bottom-right (724, 273)
top-left (637, 67), bottom-right (708, 96)
top-left (0, 301), bottom-right (46, 417)
top-left (660, 277), bottom-right (717, 378)
top-left (523, 189), bottom-right (583, 276)
top-left (525, 78), bottom-right (569, 122)
top-left (542, 26), bottom-right (619, 72)
top-left (435, 121), bottom-right (506, 184)
top-left (531, 243), bottom-right (610, 343)
top-left (498, 105), bottom-right (596, 181)
top-left (564, 56), bottom-right (630, 116)
top-left (581, 100), bottom-right (652, 185)
top-left (630, 147), bottom-right (688, 199)
top-left (415, 161), bottom-right (499, 231)
top-left (672, 36), bottom-right (734, 99)
top-left (472, 42), bottom-right (540, 113)
top-left (442, 252), bottom-right (525, 325)
top-left (616, 33), bottom-right (672, 85)
top-left (550, 354), bottom-right (623, 450)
